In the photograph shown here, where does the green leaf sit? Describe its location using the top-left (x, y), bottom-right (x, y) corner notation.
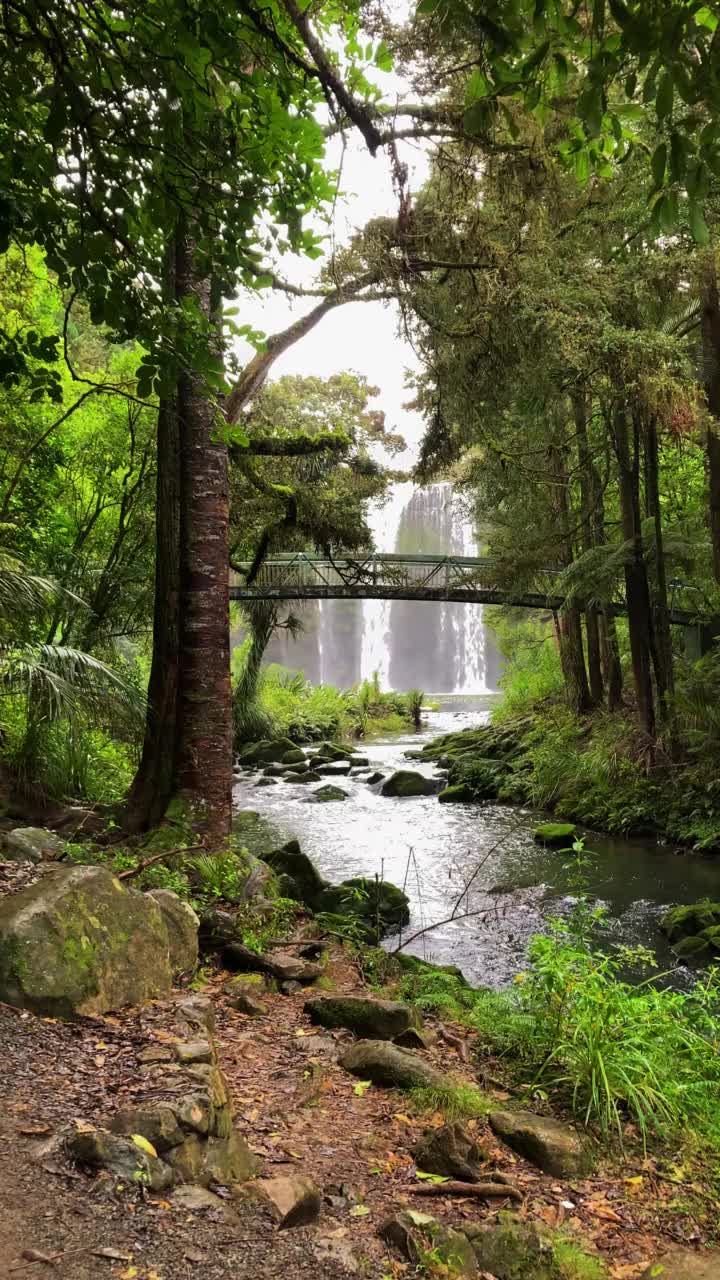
top-left (651, 142), bottom-right (667, 190)
top-left (689, 200), bottom-right (710, 245)
top-left (416, 1170), bottom-right (450, 1183)
top-left (374, 41), bottom-right (393, 73)
top-left (695, 6), bottom-right (718, 32)
top-left (353, 1080), bottom-right (372, 1096)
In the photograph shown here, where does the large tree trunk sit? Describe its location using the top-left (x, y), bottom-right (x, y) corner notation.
top-left (126, 247), bottom-right (182, 832)
top-left (175, 234), bottom-right (232, 843)
top-left (644, 414), bottom-right (674, 712)
top-left (612, 408), bottom-right (655, 740)
top-left (701, 264), bottom-right (720, 585)
top-left (573, 394), bottom-right (604, 706)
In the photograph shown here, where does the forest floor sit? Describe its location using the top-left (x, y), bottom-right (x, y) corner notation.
top-left (0, 942), bottom-right (717, 1280)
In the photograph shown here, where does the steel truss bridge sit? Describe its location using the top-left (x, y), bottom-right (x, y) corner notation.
top-left (229, 552), bottom-right (708, 629)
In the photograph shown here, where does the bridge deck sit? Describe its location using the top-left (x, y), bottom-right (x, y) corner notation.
top-left (229, 553), bottom-right (706, 628)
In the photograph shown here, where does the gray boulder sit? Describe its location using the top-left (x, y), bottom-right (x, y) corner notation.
top-left (488, 1109), bottom-right (592, 1178)
top-left (340, 1040), bottom-right (449, 1090)
top-left (2, 826), bottom-right (65, 863)
top-left (412, 1121), bottom-right (488, 1182)
top-left (0, 865), bottom-right (173, 1016)
top-left (381, 771), bottom-right (439, 798)
top-left (308, 784), bottom-right (348, 802)
top-left (146, 888), bottom-right (199, 974)
top-left (305, 994), bottom-right (422, 1041)
top-left (67, 1126), bottom-right (174, 1191)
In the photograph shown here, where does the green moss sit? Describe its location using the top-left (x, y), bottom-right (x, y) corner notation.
top-left (661, 900), bottom-right (720, 942)
top-left (533, 823), bottom-right (577, 847)
top-left (438, 783), bottom-right (475, 803)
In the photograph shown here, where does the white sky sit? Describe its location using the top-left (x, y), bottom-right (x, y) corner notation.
top-left (236, 64), bottom-right (431, 466)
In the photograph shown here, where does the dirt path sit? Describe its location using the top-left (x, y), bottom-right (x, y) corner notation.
top-left (0, 947), bottom-right (713, 1279)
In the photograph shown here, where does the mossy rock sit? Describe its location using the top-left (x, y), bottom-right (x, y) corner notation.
top-left (237, 738), bottom-right (297, 766)
top-left (395, 953), bottom-right (470, 986)
top-left (0, 865), bottom-right (173, 1017)
top-left (661, 901), bottom-right (720, 942)
top-left (438, 783), bottom-right (476, 803)
top-left (467, 1214), bottom-right (607, 1280)
top-left (311, 741), bottom-right (354, 762)
top-left (672, 934), bottom-right (713, 960)
top-left (381, 770), bottom-right (439, 798)
top-left (281, 748), bottom-right (306, 765)
top-left (263, 839), bottom-right (328, 910)
top-left (317, 877), bottom-right (410, 939)
top-left (305, 994), bottom-right (421, 1040)
top-left (533, 823), bottom-right (577, 848)
top-left (307, 784), bottom-right (348, 803)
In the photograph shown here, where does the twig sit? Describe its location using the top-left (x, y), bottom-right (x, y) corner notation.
top-left (409, 1180), bottom-right (522, 1201)
top-left (117, 844), bottom-right (203, 880)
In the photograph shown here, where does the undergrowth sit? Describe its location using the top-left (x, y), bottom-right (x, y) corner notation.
top-left (408, 1083), bottom-right (490, 1122)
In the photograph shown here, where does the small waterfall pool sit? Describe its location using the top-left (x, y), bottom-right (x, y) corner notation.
top-left (233, 696), bottom-right (718, 989)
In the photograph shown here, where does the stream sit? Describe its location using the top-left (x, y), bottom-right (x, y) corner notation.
top-left (232, 696), bottom-right (719, 989)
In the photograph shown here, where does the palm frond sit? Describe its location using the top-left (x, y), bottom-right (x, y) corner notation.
top-left (0, 643), bottom-right (145, 726)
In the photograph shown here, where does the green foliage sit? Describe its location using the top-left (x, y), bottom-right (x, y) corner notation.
top-left (398, 965), bottom-right (481, 1021)
top-left (408, 1083), bottom-right (490, 1122)
top-left (472, 899), bottom-right (720, 1151)
top-left (189, 849), bottom-right (251, 903)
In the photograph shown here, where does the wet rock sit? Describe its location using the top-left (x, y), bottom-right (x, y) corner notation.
top-left (661, 901), bottom-right (720, 941)
top-left (489, 1110), bottom-right (592, 1178)
top-left (283, 761), bottom-right (310, 774)
top-left (237, 737), bottom-right (297, 765)
top-left (365, 771), bottom-right (385, 785)
top-left (381, 770), bottom-right (440, 798)
top-left (412, 1122), bottom-right (488, 1182)
top-left (641, 1250), bottom-right (720, 1279)
top-left (281, 747), bottom-right (306, 765)
top-left (533, 823), bottom-right (577, 848)
top-left (2, 826), bottom-right (65, 863)
top-left (255, 776), bottom-right (278, 787)
top-left (316, 761), bottom-right (352, 776)
top-left (348, 755), bottom-right (370, 768)
top-left (307, 784), bottom-right (348, 802)
top-left (0, 864), bottom-right (172, 1017)
top-left (305, 994), bottom-right (422, 1041)
top-left (340, 1039), bottom-right (449, 1090)
top-left (263, 839), bottom-right (328, 910)
top-left (438, 783), bottom-right (476, 803)
top-left (263, 762), bottom-right (291, 777)
top-left (146, 889), bottom-right (199, 974)
top-left (110, 1105), bottom-right (185, 1152)
top-left (291, 770), bottom-right (323, 783)
top-left (228, 990), bottom-right (268, 1016)
top-left (67, 1126), bottom-right (175, 1191)
top-left (175, 1039), bottom-right (213, 1065)
top-left (258, 1174), bottom-right (322, 1228)
top-left (310, 741), bottom-right (355, 762)
top-left (380, 1210), bottom-right (477, 1274)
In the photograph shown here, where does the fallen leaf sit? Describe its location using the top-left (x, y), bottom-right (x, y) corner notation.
top-left (353, 1080), bottom-right (372, 1097)
top-left (131, 1134), bottom-right (158, 1159)
top-left (393, 1114), bottom-right (413, 1125)
top-left (349, 1205), bottom-right (370, 1217)
top-left (416, 1170), bottom-right (450, 1184)
top-left (18, 1125), bottom-right (51, 1136)
top-left (92, 1247), bottom-right (133, 1262)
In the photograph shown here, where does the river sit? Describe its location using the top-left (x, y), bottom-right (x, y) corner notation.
top-left (232, 696), bottom-right (718, 989)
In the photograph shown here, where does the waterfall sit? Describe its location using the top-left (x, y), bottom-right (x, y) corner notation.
top-left (264, 482), bottom-right (496, 693)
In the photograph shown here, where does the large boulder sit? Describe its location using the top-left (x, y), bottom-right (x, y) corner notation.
top-left (146, 889), bottom-right (199, 974)
top-left (316, 761), bottom-right (352, 776)
top-left (488, 1110), bottom-right (592, 1178)
top-left (305, 995), bottom-right (422, 1040)
top-left (0, 865), bottom-right (173, 1016)
top-left (533, 823), bottom-right (577, 848)
top-left (466, 1214), bottom-right (606, 1280)
top-left (340, 1040), bottom-right (449, 1090)
top-left (382, 770), bottom-right (440, 798)
top-left (67, 1126), bottom-right (175, 1191)
top-left (263, 839), bottom-right (328, 910)
top-left (380, 1211), bottom-right (478, 1274)
top-left (661, 902), bottom-right (720, 959)
top-left (2, 826), bottom-right (65, 863)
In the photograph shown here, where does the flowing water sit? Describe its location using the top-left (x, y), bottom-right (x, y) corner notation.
top-left (233, 696), bottom-right (719, 990)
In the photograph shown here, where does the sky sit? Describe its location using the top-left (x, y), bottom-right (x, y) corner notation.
top-left (236, 66), bottom-right (431, 466)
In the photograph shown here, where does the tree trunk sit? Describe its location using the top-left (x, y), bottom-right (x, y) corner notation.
top-left (599, 612), bottom-right (623, 711)
top-left (125, 246), bottom-right (182, 832)
top-left (701, 264), bottom-right (720, 585)
top-left (573, 393), bottom-right (604, 706)
top-left (175, 233), bottom-right (232, 843)
top-left (644, 414), bottom-right (674, 711)
top-left (612, 408), bottom-right (655, 740)
top-left (549, 436), bottom-right (591, 714)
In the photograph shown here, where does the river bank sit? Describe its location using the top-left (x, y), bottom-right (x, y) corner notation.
top-left (231, 697), bottom-right (719, 990)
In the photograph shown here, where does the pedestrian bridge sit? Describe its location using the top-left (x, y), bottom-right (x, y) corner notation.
top-left (229, 552), bottom-right (706, 628)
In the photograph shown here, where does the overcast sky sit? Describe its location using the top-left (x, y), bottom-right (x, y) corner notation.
top-left (236, 64), bottom-right (431, 465)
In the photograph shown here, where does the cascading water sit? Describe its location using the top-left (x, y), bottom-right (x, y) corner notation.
top-left (265, 481), bottom-right (497, 693)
